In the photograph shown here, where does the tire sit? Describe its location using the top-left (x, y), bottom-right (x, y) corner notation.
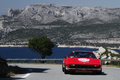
top-left (64, 68), bottom-right (69, 74)
top-left (62, 65), bottom-right (65, 72)
top-left (97, 69), bottom-right (102, 74)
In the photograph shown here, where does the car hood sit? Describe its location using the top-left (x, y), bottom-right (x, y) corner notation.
top-left (67, 57), bottom-right (101, 65)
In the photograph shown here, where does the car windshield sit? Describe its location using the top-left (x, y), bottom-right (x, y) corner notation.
top-left (70, 52), bottom-right (96, 59)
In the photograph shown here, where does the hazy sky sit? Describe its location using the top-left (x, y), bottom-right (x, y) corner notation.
top-left (0, 0), bottom-right (120, 15)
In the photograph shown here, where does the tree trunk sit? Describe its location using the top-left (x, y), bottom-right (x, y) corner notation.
top-left (41, 53), bottom-right (46, 59)
top-left (41, 53), bottom-right (46, 63)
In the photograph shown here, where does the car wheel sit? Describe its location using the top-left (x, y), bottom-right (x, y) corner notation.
top-left (62, 65), bottom-right (65, 72)
top-left (97, 69), bottom-right (102, 74)
top-left (64, 68), bottom-right (69, 74)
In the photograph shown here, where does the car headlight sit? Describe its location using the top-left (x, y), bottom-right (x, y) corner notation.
top-left (69, 64), bottom-right (75, 66)
top-left (94, 65), bottom-right (101, 68)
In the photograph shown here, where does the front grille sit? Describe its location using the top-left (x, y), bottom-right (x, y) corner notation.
top-left (69, 64), bottom-right (100, 68)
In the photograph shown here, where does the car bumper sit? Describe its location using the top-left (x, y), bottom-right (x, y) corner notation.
top-left (66, 68), bottom-right (101, 72)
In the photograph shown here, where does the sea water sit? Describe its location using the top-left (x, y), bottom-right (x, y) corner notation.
top-left (0, 46), bottom-right (119, 59)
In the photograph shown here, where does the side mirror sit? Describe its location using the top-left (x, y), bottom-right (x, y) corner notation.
top-left (70, 56), bottom-right (74, 58)
top-left (64, 56), bottom-right (68, 58)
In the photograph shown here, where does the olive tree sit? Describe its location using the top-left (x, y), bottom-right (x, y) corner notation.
top-left (28, 37), bottom-right (55, 59)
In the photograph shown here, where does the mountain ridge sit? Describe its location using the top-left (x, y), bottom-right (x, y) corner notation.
top-left (0, 3), bottom-right (120, 47)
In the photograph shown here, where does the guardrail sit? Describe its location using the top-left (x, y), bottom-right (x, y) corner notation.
top-left (101, 59), bottom-right (120, 65)
top-left (6, 59), bottom-right (63, 64)
top-left (6, 59), bottom-right (120, 65)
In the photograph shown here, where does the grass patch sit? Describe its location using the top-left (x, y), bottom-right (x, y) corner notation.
top-left (7, 72), bottom-right (15, 77)
top-left (103, 65), bottom-right (120, 68)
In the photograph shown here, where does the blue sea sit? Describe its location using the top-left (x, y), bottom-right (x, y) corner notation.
top-left (0, 46), bottom-right (120, 59)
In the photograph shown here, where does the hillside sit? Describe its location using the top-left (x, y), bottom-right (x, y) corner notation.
top-left (93, 47), bottom-right (120, 64)
top-left (0, 4), bottom-right (120, 47)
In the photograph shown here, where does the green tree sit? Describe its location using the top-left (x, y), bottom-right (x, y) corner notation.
top-left (28, 37), bottom-right (55, 59)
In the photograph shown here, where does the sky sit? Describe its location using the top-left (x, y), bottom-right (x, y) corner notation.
top-left (0, 0), bottom-right (120, 15)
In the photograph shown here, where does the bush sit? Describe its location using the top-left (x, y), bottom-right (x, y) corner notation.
top-left (0, 57), bottom-right (27, 78)
top-left (0, 57), bottom-right (9, 78)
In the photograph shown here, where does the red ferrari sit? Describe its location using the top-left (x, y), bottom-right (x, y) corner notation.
top-left (62, 51), bottom-right (102, 74)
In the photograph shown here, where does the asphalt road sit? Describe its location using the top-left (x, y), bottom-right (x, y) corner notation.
top-left (1, 64), bottom-right (120, 80)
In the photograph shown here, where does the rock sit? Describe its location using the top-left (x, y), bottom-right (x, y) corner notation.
top-left (94, 47), bottom-right (120, 59)
top-left (8, 8), bottom-right (14, 17)
top-left (95, 47), bottom-right (106, 58)
top-left (94, 47), bottom-right (120, 64)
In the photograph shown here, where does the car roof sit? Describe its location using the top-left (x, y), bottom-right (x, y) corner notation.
top-left (72, 51), bottom-right (93, 53)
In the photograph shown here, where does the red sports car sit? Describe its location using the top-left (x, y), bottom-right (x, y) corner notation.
top-left (62, 51), bottom-right (102, 74)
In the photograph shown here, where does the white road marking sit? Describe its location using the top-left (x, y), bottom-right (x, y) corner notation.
top-left (21, 73), bottom-right (30, 78)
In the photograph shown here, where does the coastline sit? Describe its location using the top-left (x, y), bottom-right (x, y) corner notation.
top-left (57, 44), bottom-right (99, 49)
top-left (0, 44), bottom-right (120, 50)
top-left (0, 45), bottom-right (28, 47)
top-left (0, 44), bottom-right (98, 48)
top-left (57, 44), bottom-right (120, 50)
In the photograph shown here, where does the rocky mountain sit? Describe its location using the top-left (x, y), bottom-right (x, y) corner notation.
top-left (94, 47), bottom-right (120, 59)
top-left (94, 47), bottom-right (120, 64)
top-left (0, 3), bottom-right (120, 47)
